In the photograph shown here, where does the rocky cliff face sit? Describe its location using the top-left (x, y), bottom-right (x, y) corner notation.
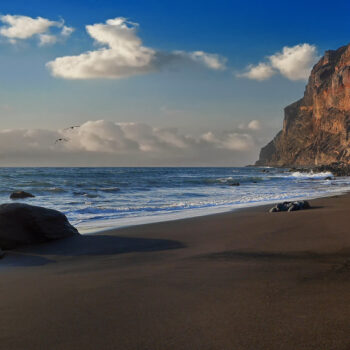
top-left (256, 43), bottom-right (350, 166)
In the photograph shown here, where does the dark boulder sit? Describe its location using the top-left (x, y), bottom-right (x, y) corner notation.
top-left (0, 203), bottom-right (79, 250)
top-left (269, 200), bottom-right (311, 213)
top-left (230, 182), bottom-right (240, 186)
top-left (302, 200), bottom-right (311, 209)
top-left (277, 203), bottom-right (287, 211)
top-left (287, 204), bottom-right (300, 212)
top-left (10, 191), bottom-right (35, 200)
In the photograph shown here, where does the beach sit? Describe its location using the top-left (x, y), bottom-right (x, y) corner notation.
top-left (2, 2), bottom-right (349, 349)
top-left (1, 193), bottom-right (350, 349)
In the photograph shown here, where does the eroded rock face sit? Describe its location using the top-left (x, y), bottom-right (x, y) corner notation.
top-left (257, 44), bottom-right (350, 166)
top-left (0, 203), bottom-right (79, 249)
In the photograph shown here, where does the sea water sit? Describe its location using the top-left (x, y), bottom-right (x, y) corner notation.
top-left (0, 167), bottom-right (347, 232)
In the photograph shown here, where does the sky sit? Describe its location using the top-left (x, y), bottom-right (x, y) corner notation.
top-left (0, 0), bottom-right (349, 166)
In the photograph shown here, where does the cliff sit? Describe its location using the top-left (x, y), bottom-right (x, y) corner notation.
top-left (256, 43), bottom-right (350, 167)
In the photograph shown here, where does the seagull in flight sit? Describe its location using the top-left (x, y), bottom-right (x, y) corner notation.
top-left (64, 125), bottom-right (80, 131)
top-left (55, 137), bottom-right (70, 144)
top-left (55, 126), bottom-right (80, 144)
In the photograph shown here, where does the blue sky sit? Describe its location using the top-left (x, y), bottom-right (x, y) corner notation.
top-left (0, 0), bottom-right (348, 165)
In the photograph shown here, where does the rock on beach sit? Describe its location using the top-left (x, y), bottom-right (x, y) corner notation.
top-left (0, 203), bottom-right (79, 250)
top-left (269, 200), bottom-right (311, 213)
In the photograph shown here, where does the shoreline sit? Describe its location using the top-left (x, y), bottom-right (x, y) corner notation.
top-left (2, 192), bottom-right (350, 349)
top-left (0, 166), bottom-right (344, 234)
top-left (78, 187), bottom-right (350, 234)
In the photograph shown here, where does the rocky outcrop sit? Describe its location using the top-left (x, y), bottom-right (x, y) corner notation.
top-left (269, 200), bottom-right (311, 213)
top-left (10, 191), bottom-right (35, 199)
top-left (289, 162), bottom-right (350, 177)
top-left (0, 203), bottom-right (79, 249)
top-left (257, 43), bottom-right (350, 167)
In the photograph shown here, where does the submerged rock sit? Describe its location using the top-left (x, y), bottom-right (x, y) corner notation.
top-left (10, 191), bottom-right (35, 200)
top-left (269, 200), bottom-right (311, 213)
top-left (0, 203), bottom-right (79, 250)
top-left (230, 182), bottom-right (240, 186)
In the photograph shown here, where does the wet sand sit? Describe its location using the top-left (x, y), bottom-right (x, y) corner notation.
top-left (1, 194), bottom-right (350, 349)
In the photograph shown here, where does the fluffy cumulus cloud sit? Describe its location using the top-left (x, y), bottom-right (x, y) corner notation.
top-left (268, 44), bottom-right (319, 80)
top-left (247, 120), bottom-right (261, 130)
top-left (63, 120), bottom-right (256, 154)
top-left (201, 132), bottom-right (254, 151)
top-left (0, 120), bottom-right (267, 166)
top-left (238, 63), bottom-right (275, 81)
top-left (0, 14), bottom-right (74, 45)
top-left (238, 44), bottom-right (319, 81)
top-left (176, 50), bottom-right (227, 70)
top-left (47, 17), bottom-right (227, 79)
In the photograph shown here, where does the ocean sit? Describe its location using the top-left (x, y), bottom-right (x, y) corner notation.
top-left (0, 167), bottom-right (348, 232)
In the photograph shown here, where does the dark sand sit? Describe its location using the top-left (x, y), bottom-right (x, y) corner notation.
top-left (2, 194), bottom-right (350, 349)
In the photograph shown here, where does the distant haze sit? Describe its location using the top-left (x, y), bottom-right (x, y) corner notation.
top-left (0, 120), bottom-right (276, 166)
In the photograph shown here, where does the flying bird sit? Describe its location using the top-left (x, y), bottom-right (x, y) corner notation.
top-left (55, 126), bottom-right (80, 145)
top-left (64, 125), bottom-right (80, 131)
top-left (55, 137), bottom-right (70, 144)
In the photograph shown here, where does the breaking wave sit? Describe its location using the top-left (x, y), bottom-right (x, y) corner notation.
top-left (0, 166), bottom-right (347, 232)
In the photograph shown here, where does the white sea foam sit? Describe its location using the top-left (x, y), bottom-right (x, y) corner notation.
top-left (0, 167), bottom-right (348, 233)
top-left (289, 171), bottom-right (333, 179)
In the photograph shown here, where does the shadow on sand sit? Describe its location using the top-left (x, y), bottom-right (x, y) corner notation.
top-left (0, 234), bottom-right (185, 268)
top-left (200, 248), bottom-right (350, 264)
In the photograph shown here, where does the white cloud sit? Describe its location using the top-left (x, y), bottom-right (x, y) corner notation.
top-left (0, 14), bottom-right (74, 46)
top-left (201, 131), bottom-right (254, 151)
top-left (237, 120), bottom-right (262, 131)
top-left (38, 33), bottom-right (58, 46)
top-left (47, 17), bottom-right (227, 79)
top-left (0, 128), bottom-right (59, 153)
top-left (47, 18), bottom-right (155, 79)
top-left (238, 43), bottom-right (319, 81)
top-left (65, 121), bottom-right (197, 153)
top-left (0, 15), bottom-right (59, 40)
top-left (269, 44), bottom-right (318, 81)
top-left (176, 50), bottom-right (227, 70)
top-left (238, 63), bottom-right (275, 81)
top-left (61, 25), bottom-right (74, 37)
top-left (0, 120), bottom-right (266, 166)
top-left (247, 120), bottom-right (261, 130)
